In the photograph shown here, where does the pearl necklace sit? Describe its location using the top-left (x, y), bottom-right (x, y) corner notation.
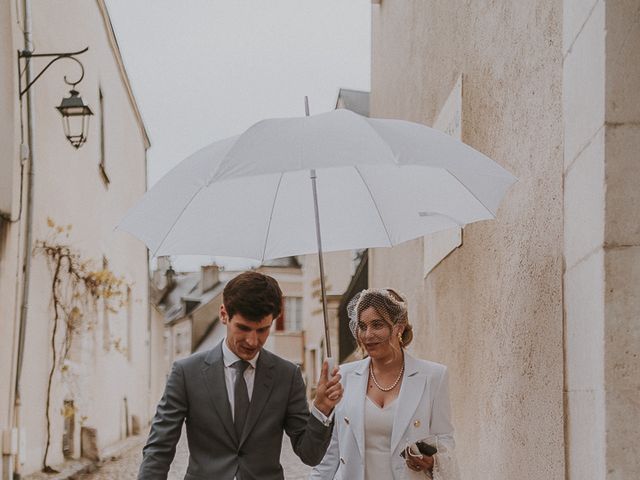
top-left (369, 361), bottom-right (404, 392)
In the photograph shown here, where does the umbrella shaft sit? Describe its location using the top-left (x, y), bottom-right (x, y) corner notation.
top-left (310, 169), bottom-right (332, 359)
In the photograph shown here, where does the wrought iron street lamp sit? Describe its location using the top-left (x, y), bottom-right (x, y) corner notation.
top-left (18, 47), bottom-right (93, 149)
top-left (56, 89), bottom-right (93, 149)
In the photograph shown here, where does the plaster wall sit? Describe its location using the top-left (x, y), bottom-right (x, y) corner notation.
top-left (0, 0), bottom-right (29, 414)
top-left (2, 0), bottom-right (150, 475)
top-left (0, 1), bottom-right (21, 217)
top-left (0, 6), bottom-right (24, 477)
top-left (370, 1), bottom-right (564, 479)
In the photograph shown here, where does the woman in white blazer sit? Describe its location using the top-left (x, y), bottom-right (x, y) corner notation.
top-left (309, 288), bottom-right (455, 480)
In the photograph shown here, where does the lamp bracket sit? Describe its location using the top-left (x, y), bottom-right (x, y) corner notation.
top-left (18, 47), bottom-right (89, 98)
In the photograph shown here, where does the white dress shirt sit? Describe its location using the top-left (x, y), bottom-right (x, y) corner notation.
top-left (222, 339), bottom-right (259, 419)
top-left (221, 339), bottom-right (332, 425)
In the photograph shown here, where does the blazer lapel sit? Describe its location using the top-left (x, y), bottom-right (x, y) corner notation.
top-left (390, 354), bottom-right (427, 453)
top-left (346, 358), bottom-right (369, 460)
top-left (201, 343), bottom-right (238, 444)
top-left (239, 349), bottom-right (276, 446)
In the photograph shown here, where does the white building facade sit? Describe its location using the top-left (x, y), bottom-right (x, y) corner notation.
top-left (0, 1), bottom-right (160, 478)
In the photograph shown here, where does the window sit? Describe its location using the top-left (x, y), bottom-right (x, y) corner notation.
top-left (98, 87), bottom-right (110, 186)
top-left (283, 297), bottom-right (303, 332)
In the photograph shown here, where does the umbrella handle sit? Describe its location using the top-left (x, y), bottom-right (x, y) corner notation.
top-left (305, 96), bottom-right (333, 361)
top-left (325, 357), bottom-right (335, 376)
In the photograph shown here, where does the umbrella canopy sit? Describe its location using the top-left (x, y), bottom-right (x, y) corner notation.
top-left (119, 109), bottom-right (516, 261)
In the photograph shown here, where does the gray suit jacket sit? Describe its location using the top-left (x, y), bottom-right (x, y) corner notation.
top-left (138, 343), bottom-right (333, 480)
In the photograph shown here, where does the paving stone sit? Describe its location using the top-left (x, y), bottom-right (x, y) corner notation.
top-left (77, 432), bottom-right (312, 479)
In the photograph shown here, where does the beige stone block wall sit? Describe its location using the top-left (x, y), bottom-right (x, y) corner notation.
top-left (564, 250), bottom-right (606, 478)
top-left (562, 1), bottom-right (606, 478)
top-left (602, 2), bottom-right (640, 477)
top-left (565, 388), bottom-right (606, 478)
top-left (563, 0), bottom-right (599, 52)
top-left (564, 128), bottom-right (605, 267)
top-left (604, 247), bottom-right (640, 478)
top-left (563, 0), bottom-right (605, 166)
top-left (371, 1), bottom-right (564, 478)
top-left (565, 250), bottom-right (604, 392)
top-left (605, 0), bottom-right (640, 125)
top-left (604, 126), bottom-right (640, 244)
top-left (564, 0), bottom-right (640, 478)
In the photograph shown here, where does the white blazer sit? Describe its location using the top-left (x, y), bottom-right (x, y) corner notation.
top-left (309, 353), bottom-right (454, 480)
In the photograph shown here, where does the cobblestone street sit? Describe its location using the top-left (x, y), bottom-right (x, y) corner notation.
top-left (77, 432), bottom-right (312, 480)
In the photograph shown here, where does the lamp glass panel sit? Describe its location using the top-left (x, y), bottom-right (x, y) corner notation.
top-left (62, 106), bottom-right (88, 116)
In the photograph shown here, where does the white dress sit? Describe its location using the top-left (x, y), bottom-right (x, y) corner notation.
top-left (364, 396), bottom-right (398, 480)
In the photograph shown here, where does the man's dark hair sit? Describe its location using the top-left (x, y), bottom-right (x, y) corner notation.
top-left (223, 271), bottom-right (282, 322)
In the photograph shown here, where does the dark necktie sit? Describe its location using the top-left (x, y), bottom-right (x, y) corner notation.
top-left (232, 360), bottom-right (251, 439)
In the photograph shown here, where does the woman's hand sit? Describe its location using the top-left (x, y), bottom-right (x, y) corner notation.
top-left (405, 453), bottom-right (434, 473)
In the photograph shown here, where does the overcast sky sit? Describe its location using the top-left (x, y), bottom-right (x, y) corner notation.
top-left (105, 0), bottom-right (371, 270)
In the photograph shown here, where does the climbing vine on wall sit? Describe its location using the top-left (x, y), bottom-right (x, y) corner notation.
top-left (35, 218), bottom-right (130, 472)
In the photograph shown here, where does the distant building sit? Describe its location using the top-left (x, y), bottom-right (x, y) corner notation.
top-left (153, 257), bottom-right (305, 368)
top-left (258, 257), bottom-right (305, 366)
top-left (151, 259), bottom-right (227, 367)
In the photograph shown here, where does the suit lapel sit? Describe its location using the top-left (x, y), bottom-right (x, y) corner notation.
top-left (346, 358), bottom-right (369, 460)
top-left (390, 354), bottom-right (427, 453)
top-left (239, 349), bottom-right (276, 446)
top-left (201, 343), bottom-right (238, 444)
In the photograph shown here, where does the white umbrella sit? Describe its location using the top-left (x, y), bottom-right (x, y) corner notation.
top-left (118, 107), bottom-right (516, 361)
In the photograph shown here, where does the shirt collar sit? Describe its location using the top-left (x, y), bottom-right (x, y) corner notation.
top-left (222, 338), bottom-right (259, 369)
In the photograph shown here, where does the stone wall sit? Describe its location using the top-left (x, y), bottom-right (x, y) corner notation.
top-left (563, 0), bottom-right (640, 478)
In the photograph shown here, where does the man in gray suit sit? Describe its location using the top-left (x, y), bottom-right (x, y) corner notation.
top-left (138, 271), bottom-right (342, 480)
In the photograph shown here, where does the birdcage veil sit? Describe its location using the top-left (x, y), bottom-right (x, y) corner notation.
top-left (347, 288), bottom-right (412, 346)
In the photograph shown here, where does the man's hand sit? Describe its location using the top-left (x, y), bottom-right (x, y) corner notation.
top-left (313, 360), bottom-right (343, 416)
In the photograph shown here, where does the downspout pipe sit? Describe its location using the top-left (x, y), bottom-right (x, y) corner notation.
top-left (13, 0), bottom-right (35, 476)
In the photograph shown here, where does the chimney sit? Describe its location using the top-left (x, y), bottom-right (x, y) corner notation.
top-left (165, 265), bottom-right (175, 289)
top-left (153, 256), bottom-right (174, 289)
top-left (157, 255), bottom-right (171, 271)
top-left (200, 265), bottom-right (219, 294)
